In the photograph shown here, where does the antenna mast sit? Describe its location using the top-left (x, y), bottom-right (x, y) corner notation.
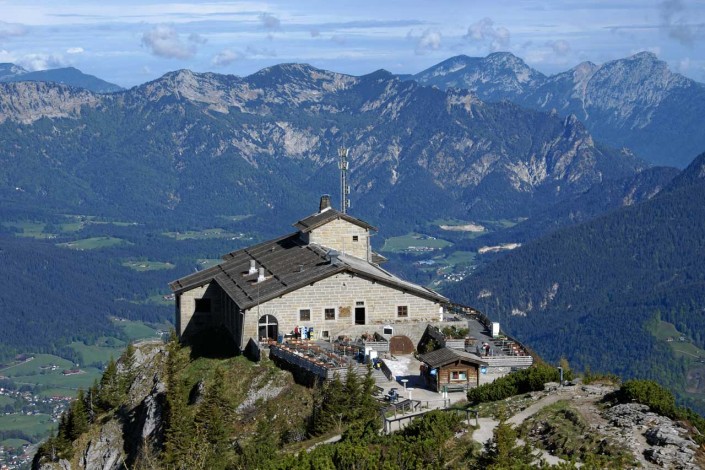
top-left (338, 147), bottom-right (350, 213)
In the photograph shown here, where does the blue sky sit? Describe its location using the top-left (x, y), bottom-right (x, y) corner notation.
top-left (1, 0), bottom-right (704, 87)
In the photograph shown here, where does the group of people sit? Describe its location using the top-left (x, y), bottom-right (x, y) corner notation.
top-left (293, 325), bottom-right (314, 340)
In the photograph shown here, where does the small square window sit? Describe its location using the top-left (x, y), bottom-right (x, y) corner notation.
top-left (299, 309), bottom-right (311, 321)
top-left (352, 235), bottom-right (359, 242)
top-left (322, 330), bottom-right (330, 338)
top-left (397, 305), bottom-right (408, 318)
top-left (195, 298), bottom-right (211, 313)
top-left (451, 371), bottom-right (467, 381)
top-left (324, 308), bottom-right (336, 320)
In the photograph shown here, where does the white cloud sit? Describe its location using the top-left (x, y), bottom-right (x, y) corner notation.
top-left (259, 13), bottom-right (281, 30)
top-left (0, 21), bottom-right (27, 38)
top-left (66, 47), bottom-right (85, 54)
top-left (141, 25), bottom-right (198, 59)
top-left (212, 48), bottom-right (242, 67)
top-left (547, 40), bottom-right (571, 56)
top-left (0, 49), bottom-right (17, 62)
top-left (18, 53), bottom-right (68, 71)
top-left (415, 29), bottom-right (442, 55)
top-left (465, 17), bottom-right (510, 52)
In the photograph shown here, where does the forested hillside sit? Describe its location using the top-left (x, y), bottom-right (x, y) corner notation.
top-left (446, 152), bottom-right (705, 413)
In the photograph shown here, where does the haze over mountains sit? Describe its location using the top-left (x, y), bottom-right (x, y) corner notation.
top-left (411, 51), bottom-right (705, 168)
top-left (0, 63), bottom-right (643, 237)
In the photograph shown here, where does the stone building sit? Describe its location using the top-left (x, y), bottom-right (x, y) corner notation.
top-left (169, 196), bottom-right (448, 353)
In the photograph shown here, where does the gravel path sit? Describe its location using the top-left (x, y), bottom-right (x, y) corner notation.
top-left (471, 389), bottom-right (571, 465)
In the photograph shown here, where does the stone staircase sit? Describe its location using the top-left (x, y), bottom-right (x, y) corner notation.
top-left (355, 364), bottom-right (392, 384)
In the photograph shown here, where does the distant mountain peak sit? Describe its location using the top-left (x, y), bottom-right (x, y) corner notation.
top-left (0, 64), bottom-right (123, 93)
top-left (572, 61), bottom-right (598, 75)
top-left (0, 63), bottom-right (28, 81)
top-left (411, 52), bottom-right (544, 97)
top-left (486, 51), bottom-right (522, 62)
top-left (629, 51), bottom-right (659, 61)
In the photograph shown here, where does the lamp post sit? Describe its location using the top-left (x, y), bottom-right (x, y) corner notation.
top-left (557, 366), bottom-right (563, 387)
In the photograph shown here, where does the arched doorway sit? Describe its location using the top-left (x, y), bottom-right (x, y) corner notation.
top-left (390, 335), bottom-right (414, 355)
top-left (258, 314), bottom-right (278, 341)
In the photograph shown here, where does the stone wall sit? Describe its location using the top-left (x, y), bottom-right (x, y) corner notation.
top-left (241, 272), bottom-right (442, 342)
top-left (308, 218), bottom-right (369, 260)
top-left (176, 282), bottom-right (223, 339)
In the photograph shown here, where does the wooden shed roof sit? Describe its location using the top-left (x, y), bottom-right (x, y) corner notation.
top-left (420, 347), bottom-right (488, 369)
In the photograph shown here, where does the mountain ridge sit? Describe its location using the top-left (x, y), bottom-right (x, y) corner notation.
top-left (411, 51), bottom-right (705, 168)
top-left (0, 63), bottom-right (644, 234)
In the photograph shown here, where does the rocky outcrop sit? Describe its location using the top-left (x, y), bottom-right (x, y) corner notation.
top-left (603, 403), bottom-right (698, 469)
top-left (79, 421), bottom-right (124, 470)
top-left (36, 342), bottom-right (168, 470)
top-left (0, 82), bottom-right (101, 124)
top-left (37, 459), bottom-right (71, 470)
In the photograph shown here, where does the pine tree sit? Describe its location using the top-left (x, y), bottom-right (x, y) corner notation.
top-left (312, 373), bottom-right (346, 435)
top-left (98, 358), bottom-right (121, 410)
top-left (343, 364), bottom-right (362, 420)
top-left (86, 379), bottom-right (99, 422)
top-left (238, 409), bottom-right (280, 469)
top-left (121, 342), bottom-right (137, 395)
top-left (358, 363), bottom-right (381, 431)
top-left (195, 367), bottom-right (231, 469)
top-left (67, 389), bottom-right (90, 440)
top-left (162, 333), bottom-right (195, 469)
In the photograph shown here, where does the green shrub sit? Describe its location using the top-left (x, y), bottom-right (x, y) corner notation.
top-left (467, 363), bottom-right (560, 404)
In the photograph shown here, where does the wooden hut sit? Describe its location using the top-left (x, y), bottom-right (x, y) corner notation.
top-left (419, 347), bottom-right (487, 392)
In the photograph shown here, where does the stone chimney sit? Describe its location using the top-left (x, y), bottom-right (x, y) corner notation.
top-left (328, 249), bottom-right (340, 265)
top-left (319, 194), bottom-right (332, 212)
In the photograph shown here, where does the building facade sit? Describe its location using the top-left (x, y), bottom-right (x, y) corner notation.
top-left (170, 196), bottom-right (448, 352)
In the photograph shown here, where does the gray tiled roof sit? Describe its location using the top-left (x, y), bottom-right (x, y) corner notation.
top-left (170, 233), bottom-right (447, 310)
top-left (420, 347), bottom-right (487, 369)
top-left (293, 208), bottom-right (376, 233)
